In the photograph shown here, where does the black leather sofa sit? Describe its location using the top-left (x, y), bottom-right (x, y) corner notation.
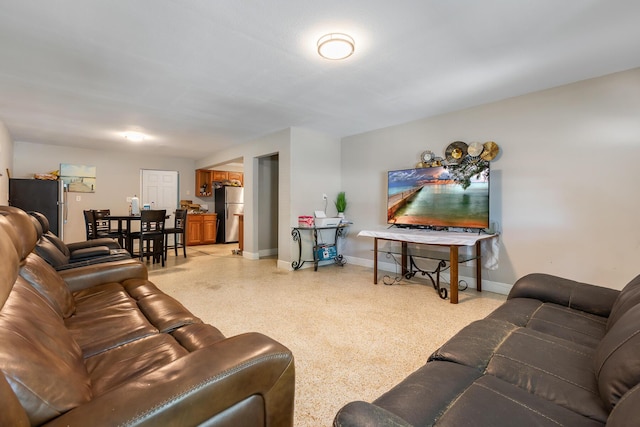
top-left (27, 210), bottom-right (132, 270)
top-left (334, 273), bottom-right (640, 426)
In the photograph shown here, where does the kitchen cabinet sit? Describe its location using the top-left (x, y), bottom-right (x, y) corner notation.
top-left (186, 213), bottom-right (217, 245)
top-left (212, 170), bottom-right (228, 182)
top-left (212, 170), bottom-right (244, 186)
top-left (228, 171), bottom-right (244, 186)
top-left (203, 214), bottom-right (217, 244)
top-left (195, 169), bottom-right (244, 197)
top-left (195, 169), bottom-right (213, 197)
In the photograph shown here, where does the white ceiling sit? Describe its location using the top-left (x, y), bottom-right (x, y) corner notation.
top-left (1, 1), bottom-right (639, 159)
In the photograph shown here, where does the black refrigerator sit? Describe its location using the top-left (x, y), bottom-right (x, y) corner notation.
top-left (8, 178), bottom-right (67, 238)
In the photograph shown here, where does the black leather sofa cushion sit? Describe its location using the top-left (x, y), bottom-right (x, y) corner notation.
top-left (595, 301), bottom-right (640, 411)
top-left (606, 273), bottom-right (640, 330)
top-left (487, 298), bottom-right (608, 348)
top-left (336, 361), bottom-right (605, 427)
top-left (430, 319), bottom-right (607, 422)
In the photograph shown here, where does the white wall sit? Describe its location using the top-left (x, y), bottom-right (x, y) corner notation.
top-left (0, 121), bottom-right (12, 204)
top-left (198, 128), bottom-right (292, 265)
top-left (289, 127), bottom-right (342, 267)
top-left (197, 126), bottom-right (342, 270)
top-left (13, 141), bottom-right (197, 242)
top-left (341, 68), bottom-right (640, 291)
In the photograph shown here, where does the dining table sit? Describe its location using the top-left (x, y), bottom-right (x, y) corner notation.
top-left (104, 214), bottom-right (142, 253)
top-left (106, 213), bottom-right (172, 254)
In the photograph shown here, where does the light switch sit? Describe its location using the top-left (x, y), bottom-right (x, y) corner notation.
top-left (75, 195), bottom-right (81, 202)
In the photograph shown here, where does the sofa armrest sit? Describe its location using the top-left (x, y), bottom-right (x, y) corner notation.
top-left (69, 246), bottom-right (111, 260)
top-left (333, 401), bottom-right (412, 427)
top-left (508, 273), bottom-right (619, 317)
top-left (45, 332), bottom-right (295, 427)
top-left (67, 238), bottom-right (121, 251)
top-left (59, 259), bottom-right (148, 292)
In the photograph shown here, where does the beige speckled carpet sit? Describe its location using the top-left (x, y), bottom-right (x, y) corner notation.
top-left (148, 244), bottom-right (506, 426)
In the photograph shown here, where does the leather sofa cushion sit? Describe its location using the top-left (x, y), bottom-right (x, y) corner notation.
top-left (19, 253), bottom-right (75, 318)
top-left (606, 384), bottom-right (640, 427)
top-left (0, 208), bottom-right (38, 260)
top-left (430, 318), bottom-right (608, 422)
top-left (70, 245), bottom-right (111, 259)
top-left (594, 302), bottom-right (640, 411)
top-left (371, 361), bottom-right (603, 427)
top-left (67, 282), bottom-right (159, 357)
top-left (85, 333), bottom-right (189, 396)
top-left (34, 236), bottom-right (70, 267)
top-left (508, 273), bottom-right (618, 318)
top-left (606, 273), bottom-right (640, 331)
top-left (44, 232), bottom-right (71, 257)
top-left (124, 279), bottom-right (201, 332)
top-left (488, 298), bottom-right (608, 348)
top-left (172, 323), bottom-right (226, 351)
top-left (0, 278), bottom-right (91, 425)
top-left (0, 217), bottom-right (21, 308)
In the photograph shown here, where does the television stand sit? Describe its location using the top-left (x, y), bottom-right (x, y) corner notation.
top-left (358, 229), bottom-right (498, 304)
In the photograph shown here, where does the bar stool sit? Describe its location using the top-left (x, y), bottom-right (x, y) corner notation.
top-left (83, 210), bottom-right (96, 240)
top-left (164, 209), bottom-right (187, 260)
top-left (92, 209), bottom-right (125, 247)
top-left (129, 209), bottom-right (166, 266)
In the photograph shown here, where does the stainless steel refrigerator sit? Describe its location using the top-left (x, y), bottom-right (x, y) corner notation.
top-left (8, 178), bottom-right (67, 238)
top-left (214, 186), bottom-right (244, 243)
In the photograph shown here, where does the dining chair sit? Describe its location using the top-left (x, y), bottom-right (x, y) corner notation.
top-left (129, 209), bottom-right (166, 266)
top-left (83, 210), bottom-right (96, 239)
top-left (164, 209), bottom-right (187, 260)
top-left (92, 209), bottom-right (125, 246)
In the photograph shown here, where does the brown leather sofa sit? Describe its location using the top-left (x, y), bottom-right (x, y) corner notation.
top-left (334, 273), bottom-right (640, 426)
top-left (0, 206), bottom-right (295, 426)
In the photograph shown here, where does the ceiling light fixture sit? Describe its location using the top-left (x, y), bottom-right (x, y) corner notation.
top-left (317, 33), bottom-right (355, 60)
top-left (123, 131), bottom-right (146, 142)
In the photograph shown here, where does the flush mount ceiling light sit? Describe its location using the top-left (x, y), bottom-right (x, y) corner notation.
top-left (317, 33), bottom-right (355, 60)
top-left (123, 131), bottom-right (146, 142)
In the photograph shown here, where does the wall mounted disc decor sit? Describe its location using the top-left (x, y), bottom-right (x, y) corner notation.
top-left (445, 141), bottom-right (468, 164)
top-left (467, 141), bottom-right (484, 157)
top-left (480, 141), bottom-right (499, 161)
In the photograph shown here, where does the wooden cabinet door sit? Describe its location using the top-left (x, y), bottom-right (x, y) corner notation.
top-left (203, 214), bottom-right (217, 244)
top-left (186, 215), bottom-right (203, 245)
top-left (228, 171), bottom-right (243, 186)
top-left (212, 171), bottom-right (228, 182)
top-left (195, 170), bottom-right (212, 197)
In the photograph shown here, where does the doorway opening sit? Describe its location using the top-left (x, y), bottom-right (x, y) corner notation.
top-left (258, 154), bottom-right (279, 259)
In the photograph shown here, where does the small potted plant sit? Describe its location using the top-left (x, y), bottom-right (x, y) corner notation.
top-left (335, 191), bottom-right (347, 218)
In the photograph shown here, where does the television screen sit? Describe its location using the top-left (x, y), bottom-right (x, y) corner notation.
top-left (387, 165), bottom-right (489, 229)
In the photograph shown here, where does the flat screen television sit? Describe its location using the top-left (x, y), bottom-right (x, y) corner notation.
top-left (387, 165), bottom-right (489, 229)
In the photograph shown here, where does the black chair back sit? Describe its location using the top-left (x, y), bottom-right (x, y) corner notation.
top-left (83, 210), bottom-right (96, 239)
top-left (140, 209), bottom-right (166, 234)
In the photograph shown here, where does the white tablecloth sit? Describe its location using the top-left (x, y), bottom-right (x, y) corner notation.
top-left (358, 228), bottom-right (500, 270)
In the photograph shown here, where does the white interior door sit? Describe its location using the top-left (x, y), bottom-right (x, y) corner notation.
top-left (141, 169), bottom-right (179, 228)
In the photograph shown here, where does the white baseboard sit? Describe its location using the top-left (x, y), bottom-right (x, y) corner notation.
top-left (259, 248), bottom-right (278, 257)
top-left (277, 259), bottom-right (293, 270)
top-left (242, 250), bottom-right (260, 260)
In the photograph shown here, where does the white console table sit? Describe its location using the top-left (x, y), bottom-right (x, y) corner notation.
top-left (358, 229), bottom-right (498, 304)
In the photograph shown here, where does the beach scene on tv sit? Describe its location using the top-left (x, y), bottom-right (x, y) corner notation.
top-left (387, 166), bottom-right (489, 229)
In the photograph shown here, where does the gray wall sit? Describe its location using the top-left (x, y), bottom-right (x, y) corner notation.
top-left (341, 68), bottom-right (640, 291)
top-left (12, 142), bottom-right (197, 242)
